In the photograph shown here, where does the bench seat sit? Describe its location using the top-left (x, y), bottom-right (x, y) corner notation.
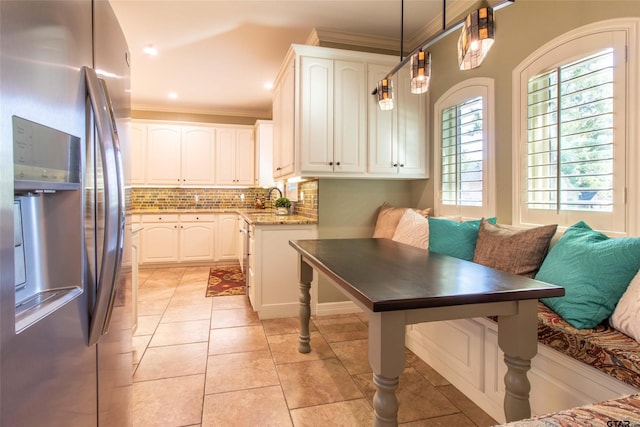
top-left (536, 302), bottom-right (640, 389)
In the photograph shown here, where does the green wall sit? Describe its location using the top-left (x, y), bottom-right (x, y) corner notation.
top-left (316, 179), bottom-right (418, 302)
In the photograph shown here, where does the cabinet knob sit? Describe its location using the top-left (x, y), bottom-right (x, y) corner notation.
top-left (329, 161), bottom-right (333, 166)
top-left (393, 163), bottom-right (398, 167)
top-left (336, 161), bottom-right (341, 166)
top-left (158, 217), bottom-right (162, 220)
top-left (400, 164), bottom-right (405, 167)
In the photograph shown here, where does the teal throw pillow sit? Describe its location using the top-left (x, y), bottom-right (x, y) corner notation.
top-left (428, 217), bottom-right (496, 261)
top-left (537, 221), bottom-right (640, 329)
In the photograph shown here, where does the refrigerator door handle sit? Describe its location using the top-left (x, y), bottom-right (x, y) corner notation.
top-left (84, 66), bottom-right (125, 347)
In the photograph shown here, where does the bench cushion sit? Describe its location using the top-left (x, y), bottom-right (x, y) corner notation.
top-left (537, 302), bottom-right (640, 389)
top-left (496, 393), bottom-right (640, 426)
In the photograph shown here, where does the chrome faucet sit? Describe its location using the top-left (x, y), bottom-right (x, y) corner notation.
top-left (265, 187), bottom-right (283, 201)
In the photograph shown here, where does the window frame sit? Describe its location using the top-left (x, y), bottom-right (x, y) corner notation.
top-left (434, 77), bottom-right (496, 218)
top-left (513, 19), bottom-right (640, 236)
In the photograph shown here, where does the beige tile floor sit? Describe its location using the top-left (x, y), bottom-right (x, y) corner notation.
top-left (133, 266), bottom-right (498, 427)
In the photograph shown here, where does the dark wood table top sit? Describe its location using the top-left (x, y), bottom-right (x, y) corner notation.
top-left (290, 238), bottom-right (565, 312)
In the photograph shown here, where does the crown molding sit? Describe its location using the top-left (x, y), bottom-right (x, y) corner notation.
top-left (131, 103), bottom-right (271, 120)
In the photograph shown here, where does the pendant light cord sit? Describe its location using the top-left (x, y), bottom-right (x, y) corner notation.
top-left (400, 0), bottom-right (404, 60)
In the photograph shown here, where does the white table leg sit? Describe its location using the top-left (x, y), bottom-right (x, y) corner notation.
top-left (498, 299), bottom-right (538, 422)
top-left (298, 257), bottom-right (313, 354)
top-left (368, 311), bottom-right (406, 427)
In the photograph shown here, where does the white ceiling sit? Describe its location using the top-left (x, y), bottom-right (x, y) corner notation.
top-left (110, 1), bottom-right (476, 119)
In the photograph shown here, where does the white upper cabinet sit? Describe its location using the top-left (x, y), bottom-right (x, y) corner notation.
top-left (145, 125), bottom-right (183, 185)
top-left (272, 44), bottom-right (427, 180)
top-left (299, 57), bottom-right (366, 174)
top-left (272, 59), bottom-right (295, 179)
top-left (367, 64), bottom-right (428, 178)
top-left (130, 120), bottom-right (256, 187)
top-left (395, 68), bottom-right (427, 177)
top-left (255, 120), bottom-right (275, 188)
top-left (141, 123), bottom-right (215, 186)
top-left (182, 127), bottom-right (216, 185)
top-left (215, 126), bottom-right (255, 186)
top-left (130, 122), bottom-right (147, 185)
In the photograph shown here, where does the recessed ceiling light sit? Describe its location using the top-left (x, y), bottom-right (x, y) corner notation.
top-left (143, 45), bottom-right (158, 56)
top-left (263, 82), bottom-right (273, 90)
top-left (168, 92), bottom-right (178, 99)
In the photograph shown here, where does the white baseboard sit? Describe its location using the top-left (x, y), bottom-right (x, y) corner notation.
top-left (315, 300), bottom-right (362, 317)
top-left (257, 303), bottom-right (300, 320)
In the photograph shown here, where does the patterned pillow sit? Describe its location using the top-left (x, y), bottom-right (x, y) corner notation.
top-left (538, 221), bottom-right (640, 329)
top-left (391, 209), bottom-right (429, 249)
top-left (610, 269), bottom-right (640, 343)
top-left (428, 217), bottom-right (496, 261)
top-left (372, 203), bottom-right (431, 239)
top-left (472, 220), bottom-right (557, 278)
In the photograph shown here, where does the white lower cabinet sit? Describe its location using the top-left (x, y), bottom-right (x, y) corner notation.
top-left (178, 214), bottom-right (215, 262)
top-left (216, 214), bottom-right (238, 261)
top-left (248, 223), bottom-right (317, 319)
top-left (139, 213), bottom-right (237, 265)
top-left (140, 214), bottom-right (180, 263)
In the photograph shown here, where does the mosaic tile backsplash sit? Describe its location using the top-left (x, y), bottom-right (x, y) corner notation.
top-left (131, 180), bottom-right (318, 221)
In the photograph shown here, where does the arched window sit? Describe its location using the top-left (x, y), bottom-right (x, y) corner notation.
top-left (513, 19), bottom-right (639, 235)
top-left (434, 78), bottom-right (495, 218)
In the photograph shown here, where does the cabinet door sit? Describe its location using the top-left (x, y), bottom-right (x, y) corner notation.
top-left (234, 129), bottom-right (255, 185)
top-left (216, 214), bottom-right (238, 261)
top-left (180, 222), bottom-right (215, 261)
top-left (130, 122), bottom-right (146, 185)
top-left (215, 128), bottom-right (237, 185)
top-left (274, 60), bottom-right (296, 178)
top-left (255, 121), bottom-right (274, 187)
top-left (334, 60), bottom-right (366, 173)
top-left (396, 69), bottom-right (427, 177)
top-left (300, 56), bottom-right (333, 173)
top-left (367, 64), bottom-right (397, 175)
top-left (146, 125), bottom-right (182, 185)
top-left (140, 222), bottom-right (179, 263)
top-left (182, 127), bottom-right (215, 185)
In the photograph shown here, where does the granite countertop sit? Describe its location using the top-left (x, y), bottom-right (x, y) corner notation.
top-left (238, 211), bottom-right (317, 225)
top-left (132, 208), bottom-right (317, 225)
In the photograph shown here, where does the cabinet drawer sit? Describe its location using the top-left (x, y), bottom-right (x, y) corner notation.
top-left (180, 213), bottom-right (215, 222)
top-left (141, 214), bottom-right (179, 223)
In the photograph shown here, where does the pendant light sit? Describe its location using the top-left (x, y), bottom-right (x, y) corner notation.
top-left (410, 50), bottom-right (431, 94)
top-left (457, 6), bottom-right (495, 70)
top-left (376, 79), bottom-right (394, 111)
top-left (372, 0), bottom-right (511, 102)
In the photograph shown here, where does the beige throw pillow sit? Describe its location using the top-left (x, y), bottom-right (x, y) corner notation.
top-left (472, 219), bottom-right (557, 278)
top-left (610, 269), bottom-right (640, 343)
top-left (391, 209), bottom-right (429, 249)
top-left (372, 203), bottom-right (431, 239)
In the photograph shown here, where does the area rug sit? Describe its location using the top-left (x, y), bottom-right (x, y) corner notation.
top-left (206, 266), bottom-right (245, 297)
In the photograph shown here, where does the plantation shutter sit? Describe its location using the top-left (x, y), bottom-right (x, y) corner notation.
top-left (526, 49), bottom-right (614, 213)
top-left (441, 96), bottom-right (484, 207)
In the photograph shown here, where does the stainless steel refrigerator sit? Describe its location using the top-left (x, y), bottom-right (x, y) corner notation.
top-left (0, 0), bottom-right (133, 425)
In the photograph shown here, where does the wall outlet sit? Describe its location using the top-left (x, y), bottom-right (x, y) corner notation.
top-left (240, 193), bottom-right (245, 201)
top-left (194, 195), bottom-right (199, 202)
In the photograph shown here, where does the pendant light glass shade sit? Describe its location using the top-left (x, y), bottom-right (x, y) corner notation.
top-left (410, 50), bottom-right (431, 94)
top-left (377, 79), bottom-right (394, 111)
top-left (457, 6), bottom-right (495, 70)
